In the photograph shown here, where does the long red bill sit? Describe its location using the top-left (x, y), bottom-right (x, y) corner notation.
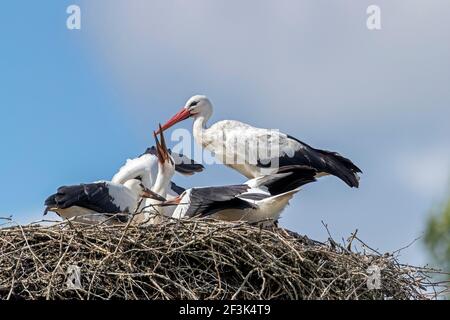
top-left (161, 196), bottom-right (182, 206)
top-left (141, 188), bottom-right (167, 201)
top-left (154, 130), bottom-right (164, 163)
top-left (155, 107), bottom-right (191, 135)
top-left (159, 125), bottom-right (174, 165)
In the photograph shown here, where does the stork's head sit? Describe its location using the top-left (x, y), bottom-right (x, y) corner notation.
top-left (154, 125), bottom-right (175, 174)
top-left (157, 95), bottom-right (213, 134)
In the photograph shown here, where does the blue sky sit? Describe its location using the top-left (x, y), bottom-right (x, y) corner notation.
top-left (0, 1), bottom-right (449, 267)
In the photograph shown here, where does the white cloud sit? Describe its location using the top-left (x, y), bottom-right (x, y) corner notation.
top-left (395, 146), bottom-right (450, 199)
top-left (81, 0), bottom-right (450, 127)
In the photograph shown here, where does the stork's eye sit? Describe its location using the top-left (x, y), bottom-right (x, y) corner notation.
top-left (135, 176), bottom-right (143, 181)
top-left (189, 100), bottom-right (199, 108)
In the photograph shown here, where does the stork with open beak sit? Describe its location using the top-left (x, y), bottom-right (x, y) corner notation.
top-left (167, 166), bottom-right (317, 226)
top-left (156, 95), bottom-right (362, 188)
top-left (133, 126), bottom-right (176, 225)
top-left (111, 143), bottom-right (203, 197)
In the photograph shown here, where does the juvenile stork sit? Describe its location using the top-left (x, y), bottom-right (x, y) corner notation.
top-left (157, 95), bottom-right (362, 188)
top-left (44, 179), bottom-right (163, 225)
top-left (133, 127), bottom-right (177, 225)
top-left (168, 166), bottom-right (317, 225)
top-left (111, 146), bottom-right (203, 197)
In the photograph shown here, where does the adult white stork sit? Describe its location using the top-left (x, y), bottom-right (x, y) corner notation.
top-left (157, 95), bottom-right (362, 188)
top-left (44, 179), bottom-right (163, 225)
top-left (168, 166), bottom-right (317, 225)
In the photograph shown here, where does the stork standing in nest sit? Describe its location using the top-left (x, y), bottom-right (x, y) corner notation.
top-left (156, 95), bottom-right (362, 188)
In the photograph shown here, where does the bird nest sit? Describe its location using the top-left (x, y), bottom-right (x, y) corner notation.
top-left (0, 218), bottom-right (443, 300)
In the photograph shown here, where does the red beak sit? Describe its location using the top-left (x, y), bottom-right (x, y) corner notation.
top-left (161, 196), bottom-right (182, 206)
top-left (156, 107), bottom-right (191, 134)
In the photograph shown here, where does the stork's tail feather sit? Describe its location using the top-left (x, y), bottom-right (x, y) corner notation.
top-left (315, 149), bottom-right (362, 188)
top-left (285, 135), bottom-right (362, 188)
top-left (260, 165), bottom-right (317, 196)
top-left (174, 163), bottom-right (205, 175)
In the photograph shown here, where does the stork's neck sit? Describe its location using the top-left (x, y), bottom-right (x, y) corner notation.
top-left (152, 164), bottom-right (173, 198)
top-left (193, 115), bottom-right (210, 146)
top-left (141, 174), bottom-right (153, 190)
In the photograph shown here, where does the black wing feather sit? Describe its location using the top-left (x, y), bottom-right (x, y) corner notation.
top-left (45, 183), bottom-right (122, 213)
top-left (184, 185), bottom-right (255, 218)
top-left (170, 182), bottom-right (186, 195)
top-left (139, 146), bottom-right (158, 157)
top-left (264, 166), bottom-right (317, 195)
top-left (257, 135), bottom-right (362, 188)
top-left (171, 152), bottom-right (205, 175)
top-left (140, 146), bottom-right (204, 175)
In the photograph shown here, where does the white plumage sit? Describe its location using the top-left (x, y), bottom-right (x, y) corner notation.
top-left (112, 153), bottom-right (158, 188)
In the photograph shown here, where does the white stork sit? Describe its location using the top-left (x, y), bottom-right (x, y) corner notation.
top-left (109, 134), bottom-right (203, 220)
top-left (167, 166), bottom-right (317, 225)
top-left (44, 179), bottom-right (163, 225)
top-left (111, 145), bottom-right (203, 197)
top-left (157, 95), bottom-right (362, 188)
top-left (133, 128), bottom-right (177, 225)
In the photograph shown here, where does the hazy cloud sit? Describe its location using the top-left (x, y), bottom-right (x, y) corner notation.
top-left (82, 0), bottom-right (450, 126)
top-left (396, 146), bottom-right (450, 199)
